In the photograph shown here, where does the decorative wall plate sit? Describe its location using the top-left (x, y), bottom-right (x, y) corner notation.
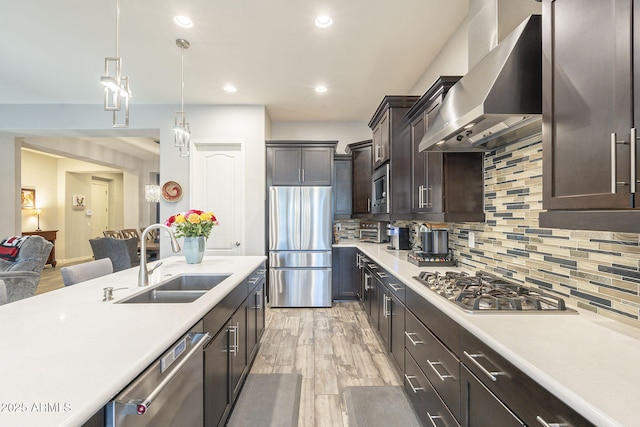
top-left (161, 181), bottom-right (183, 202)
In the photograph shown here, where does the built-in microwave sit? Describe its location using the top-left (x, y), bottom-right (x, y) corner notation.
top-left (371, 164), bottom-right (389, 214)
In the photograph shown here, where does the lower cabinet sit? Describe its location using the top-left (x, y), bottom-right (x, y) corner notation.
top-left (332, 246), bottom-right (359, 300)
top-left (460, 365), bottom-right (524, 427)
top-left (204, 326), bottom-right (231, 427)
top-left (203, 265), bottom-right (266, 427)
top-left (404, 349), bottom-right (459, 427)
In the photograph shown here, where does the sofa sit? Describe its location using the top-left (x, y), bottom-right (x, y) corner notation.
top-left (0, 235), bottom-right (53, 303)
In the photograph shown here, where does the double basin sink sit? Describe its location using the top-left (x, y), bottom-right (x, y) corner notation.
top-left (118, 274), bottom-right (231, 304)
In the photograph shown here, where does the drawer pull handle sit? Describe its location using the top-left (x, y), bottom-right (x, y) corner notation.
top-left (367, 263), bottom-right (378, 269)
top-left (536, 416), bottom-right (566, 427)
top-left (463, 351), bottom-right (502, 382)
top-left (404, 374), bottom-right (424, 393)
top-left (426, 412), bottom-right (443, 427)
top-left (377, 272), bottom-right (388, 278)
top-left (427, 360), bottom-right (453, 381)
top-left (389, 283), bottom-right (403, 291)
top-left (404, 331), bottom-right (425, 346)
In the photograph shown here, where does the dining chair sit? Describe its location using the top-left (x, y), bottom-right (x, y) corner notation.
top-left (89, 237), bottom-right (139, 272)
top-left (120, 229), bottom-right (140, 241)
top-left (60, 258), bottom-right (114, 286)
top-left (103, 230), bottom-right (123, 239)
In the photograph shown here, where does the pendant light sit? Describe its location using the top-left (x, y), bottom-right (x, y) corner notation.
top-left (100, 0), bottom-right (132, 128)
top-left (173, 39), bottom-right (191, 157)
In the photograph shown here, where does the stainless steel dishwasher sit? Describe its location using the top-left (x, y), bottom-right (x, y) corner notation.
top-left (106, 329), bottom-right (211, 427)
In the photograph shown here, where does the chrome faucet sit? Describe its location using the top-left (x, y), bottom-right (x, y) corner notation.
top-left (138, 223), bottom-right (181, 287)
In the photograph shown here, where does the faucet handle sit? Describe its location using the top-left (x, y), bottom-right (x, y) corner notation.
top-left (147, 261), bottom-right (163, 275)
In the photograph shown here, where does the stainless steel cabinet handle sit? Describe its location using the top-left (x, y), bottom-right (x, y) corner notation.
top-left (611, 132), bottom-right (636, 194)
top-left (404, 331), bottom-right (425, 346)
top-left (389, 283), bottom-right (402, 292)
top-left (424, 186), bottom-right (431, 208)
top-left (134, 332), bottom-right (211, 415)
top-left (463, 351), bottom-right (502, 382)
top-left (377, 271), bottom-right (388, 278)
top-left (229, 322), bottom-right (239, 356)
top-left (301, 168), bottom-right (305, 182)
top-left (632, 127), bottom-right (638, 194)
top-left (367, 263), bottom-right (378, 269)
top-left (426, 412), bottom-right (444, 427)
top-left (404, 374), bottom-right (424, 393)
top-left (367, 198), bottom-right (371, 212)
top-left (418, 184), bottom-right (423, 208)
top-left (256, 290), bottom-right (263, 311)
top-left (427, 359), bottom-right (453, 381)
top-left (383, 294), bottom-right (391, 318)
top-left (536, 415), bottom-right (566, 427)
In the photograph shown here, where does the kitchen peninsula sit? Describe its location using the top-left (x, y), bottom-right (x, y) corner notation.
top-left (0, 255), bottom-right (265, 427)
top-left (337, 241), bottom-right (640, 427)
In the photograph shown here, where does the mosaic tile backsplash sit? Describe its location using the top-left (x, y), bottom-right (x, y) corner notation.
top-left (334, 131), bottom-right (640, 327)
top-left (450, 132), bottom-right (640, 328)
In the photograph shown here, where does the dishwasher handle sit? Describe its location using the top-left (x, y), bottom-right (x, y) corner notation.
top-left (134, 332), bottom-right (211, 415)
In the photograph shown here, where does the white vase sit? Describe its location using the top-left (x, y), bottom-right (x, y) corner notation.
top-left (183, 236), bottom-right (205, 264)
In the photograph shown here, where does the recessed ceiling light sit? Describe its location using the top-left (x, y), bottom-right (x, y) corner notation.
top-left (315, 15), bottom-right (333, 28)
top-left (174, 15), bottom-right (194, 28)
top-left (223, 84), bottom-right (237, 93)
top-left (315, 85), bottom-right (328, 93)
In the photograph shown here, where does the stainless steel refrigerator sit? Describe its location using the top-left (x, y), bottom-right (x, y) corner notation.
top-left (268, 186), bottom-right (332, 307)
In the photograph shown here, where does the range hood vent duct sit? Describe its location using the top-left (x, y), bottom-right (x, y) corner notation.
top-left (419, 14), bottom-right (541, 153)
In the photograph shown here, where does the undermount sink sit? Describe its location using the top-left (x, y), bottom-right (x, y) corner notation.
top-left (118, 274), bottom-right (232, 304)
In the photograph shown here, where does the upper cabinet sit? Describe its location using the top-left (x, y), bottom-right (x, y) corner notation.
top-left (368, 96), bottom-right (420, 218)
top-left (347, 139), bottom-right (373, 216)
top-left (407, 77), bottom-right (485, 222)
top-left (333, 153), bottom-right (352, 217)
top-left (540, 0), bottom-right (640, 232)
top-left (266, 141), bottom-right (336, 186)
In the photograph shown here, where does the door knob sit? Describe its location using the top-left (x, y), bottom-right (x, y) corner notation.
top-left (235, 241), bottom-right (240, 246)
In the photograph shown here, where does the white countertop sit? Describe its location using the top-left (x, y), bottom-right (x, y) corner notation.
top-left (0, 255), bottom-right (265, 427)
top-left (337, 241), bottom-right (640, 427)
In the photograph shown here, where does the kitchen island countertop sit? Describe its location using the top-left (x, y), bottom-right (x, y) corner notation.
top-left (336, 240), bottom-right (640, 427)
top-left (0, 255), bottom-right (265, 427)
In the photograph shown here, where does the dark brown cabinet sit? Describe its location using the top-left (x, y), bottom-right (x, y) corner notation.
top-left (266, 142), bottom-right (335, 186)
top-left (331, 246), bottom-right (358, 300)
top-left (406, 77), bottom-right (485, 222)
top-left (347, 139), bottom-right (373, 215)
top-left (368, 96), bottom-right (419, 218)
top-left (333, 154), bottom-right (352, 217)
top-left (540, 0), bottom-right (640, 232)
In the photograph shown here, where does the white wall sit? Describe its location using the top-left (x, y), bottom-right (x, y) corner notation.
top-left (21, 150), bottom-right (58, 233)
top-left (271, 121), bottom-right (372, 154)
top-left (409, 18), bottom-right (469, 95)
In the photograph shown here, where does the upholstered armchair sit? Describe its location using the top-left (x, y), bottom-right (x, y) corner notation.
top-left (0, 235), bottom-right (53, 303)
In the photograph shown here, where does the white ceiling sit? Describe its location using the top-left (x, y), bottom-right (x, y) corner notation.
top-left (2, 0), bottom-right (468, 122)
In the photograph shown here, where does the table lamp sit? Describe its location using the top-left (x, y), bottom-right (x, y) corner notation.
top-left (34, 208), bottom-right (42, 231)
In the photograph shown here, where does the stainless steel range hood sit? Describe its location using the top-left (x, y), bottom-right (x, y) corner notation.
top-left (419, 14), bottom-right (541, 153)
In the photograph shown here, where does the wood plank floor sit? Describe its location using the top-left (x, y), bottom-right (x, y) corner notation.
top-left (250, 302), bottom-right (403, 427)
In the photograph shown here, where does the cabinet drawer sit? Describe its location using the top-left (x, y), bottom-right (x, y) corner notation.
top-left (460, 330), bottom-right (594, 427)
top-left (405, 310), bottom-right (460, 421)
top-left (406, 286), bottom-right (460, 354)
top-left (404, 350), bottom-right (459, 427)
top-left (373, 267), bottom-right (405, 303)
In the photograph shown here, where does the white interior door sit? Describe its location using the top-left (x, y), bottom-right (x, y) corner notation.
top-left (90, 180), bottom-right (109, 238)
top-left (191, 140), bottom-right (245, 256)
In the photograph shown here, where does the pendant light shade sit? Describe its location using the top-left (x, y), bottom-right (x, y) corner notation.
top-left (100, 0), bottom-right (132, 128)
top-left (173, 38), bottom-right (191, 157)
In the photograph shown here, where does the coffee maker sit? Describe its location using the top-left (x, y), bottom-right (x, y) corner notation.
top-left (387, 226), bottom-right (411, 250)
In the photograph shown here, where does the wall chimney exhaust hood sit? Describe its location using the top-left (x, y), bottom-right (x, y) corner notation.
top-left (419, 14), bottom-right (541, 153)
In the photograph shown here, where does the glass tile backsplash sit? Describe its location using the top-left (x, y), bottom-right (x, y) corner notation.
top-left (335, 131), bottom-right (640, 328)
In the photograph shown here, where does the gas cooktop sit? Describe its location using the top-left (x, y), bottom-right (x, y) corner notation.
top-left (413, 271), bottom-right (576, 313)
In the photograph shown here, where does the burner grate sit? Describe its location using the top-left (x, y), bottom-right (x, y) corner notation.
top-left (412, 270), bottom-right (574, 313)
